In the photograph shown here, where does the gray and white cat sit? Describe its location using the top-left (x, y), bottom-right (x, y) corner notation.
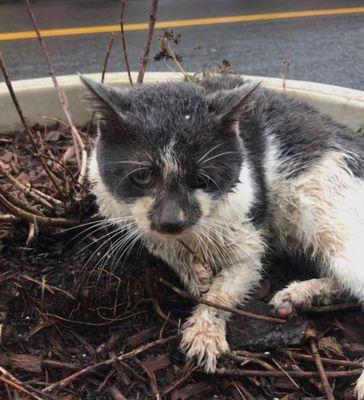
top-left (81, 75), bottom-right (364, 398)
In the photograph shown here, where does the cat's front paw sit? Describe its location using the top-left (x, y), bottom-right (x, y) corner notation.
top-left (180, 309), bottom-right (228, 373)
top-left (270, 279), bottom-right (338, 317)
top-left (355, 369), bottom-right (364, 400)
top-left (269, 284), bottom-right (313, 317)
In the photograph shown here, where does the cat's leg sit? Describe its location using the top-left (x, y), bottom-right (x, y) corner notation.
top-left (271, 153), bottom-right (364, 308)
top-left (180, 227), bottom-right (265, 372)
top-left (270, 277), bottom-right (343, 316)
top-left (270, 153), bottom-right (364, 398)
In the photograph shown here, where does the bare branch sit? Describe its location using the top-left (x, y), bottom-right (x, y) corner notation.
top-left (160, 278), bottom-right (286, 324)
top-left (0, 188), bottom-right (76, 228)
top-left (120, 0), bottom-right (133, 85)
top-left (137, 0), bottom-right (159, 84)
top-left (310, 337), bottom-right (335, 400)
top-left (0, 167), bottom-right (56, 210)
top-left (0, 53), bottom-right (64, 197)
top-left (43, 335), bottom-right (179, 392)
top-left (25, 0), bottom-right (88, 185)
top-left (102, 32), bottom-right (116, 83)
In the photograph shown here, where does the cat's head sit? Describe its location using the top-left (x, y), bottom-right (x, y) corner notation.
top-left (81, 76), bottom-right (256, 240)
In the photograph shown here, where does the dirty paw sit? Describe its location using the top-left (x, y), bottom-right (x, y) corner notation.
top-left (269, 285), bottom-right (313, 317)
top-left (180, 311), bottom-right (228, 373)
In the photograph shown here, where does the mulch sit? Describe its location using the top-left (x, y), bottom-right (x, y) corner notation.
top-left (0, 127), bottom-right (363, 400)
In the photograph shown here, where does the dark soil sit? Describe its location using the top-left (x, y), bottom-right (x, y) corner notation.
top-left (0, 128), bottom-right (363, 400)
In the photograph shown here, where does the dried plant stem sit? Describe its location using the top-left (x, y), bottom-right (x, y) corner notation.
top-left (137, 0), bottom-right (159, 84)
top-left (288, 352), bottom-right (363, 367)
top-left (25, 0), bottom-right (87, 185)
top-left (0, 167), bottom-right (55, 210)
top-left (160, 278), bottom-right (286, 324)
top-left (43, 335), bottom-right (179, 392)
top-left (120, 0), bottom-right (133, 85)
top-left (0, 214), bottom-right (20, 223)
top-left (310, 338), bottom-right (335, 400)
top-left (0, 53), bottom-right (64, 198)
top-left (213, 367), bottom-right (363, 379)
top-left (0, 189), bottom-right (76, 228)
top-left (102, 32), bottom-right (116, 83)
top-left (162, 40), bottom-right (193, 81)
top-left (0, 183), bottom-right (43, 216)
top-left (0, 376), bottom-right (44, 400)
top-left (0, 367), bottom-right (51, 400)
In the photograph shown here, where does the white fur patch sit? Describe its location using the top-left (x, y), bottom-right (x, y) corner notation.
top-left (270, 151), bottom-right (364, 302)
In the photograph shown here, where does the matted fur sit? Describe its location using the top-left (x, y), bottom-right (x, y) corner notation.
top-left (82, 75), bottom-right (364, 398)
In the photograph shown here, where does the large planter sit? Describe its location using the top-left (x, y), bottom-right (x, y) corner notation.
top-left (1, 72), bottom-right (364, 133)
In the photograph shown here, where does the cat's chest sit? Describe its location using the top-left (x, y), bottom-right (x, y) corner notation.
top-left (144, 225), bottom-right (244, 271)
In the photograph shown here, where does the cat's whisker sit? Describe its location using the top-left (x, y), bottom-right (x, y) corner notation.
top-left (199, 150), bottom-right (240, 165)
top-left (110, 227), bottom-right (141, 273)
top-left (81, 225), bottom-right (133, 273)
top-left (102, 160), bottom-right (152, 167)
top-left (96, 223), bottom-right (139, 274)
top-left (76, 219), bottom-right (134, 256)
top-left (197, 143), bottom-right (224, 164)
top-left (198, 171), bottom-right (222, 192)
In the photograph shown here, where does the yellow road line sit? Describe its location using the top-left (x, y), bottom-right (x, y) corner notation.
top-left (1, 7), bottom-right (364, 41)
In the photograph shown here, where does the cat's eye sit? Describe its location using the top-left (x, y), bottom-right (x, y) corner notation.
top-left (130, 169), bottom-right (154, 188)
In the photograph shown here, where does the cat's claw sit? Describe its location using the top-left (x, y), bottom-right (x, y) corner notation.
top-left (180, 310), bottom-right (228, 373)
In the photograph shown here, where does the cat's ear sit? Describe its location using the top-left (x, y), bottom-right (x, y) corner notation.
top-left (207, 81), bottom-right (261, 130)
top-left (79, 75), bottom-right (131, 122)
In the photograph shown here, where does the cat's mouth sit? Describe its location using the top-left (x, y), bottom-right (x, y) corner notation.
top-left (148, 226), bottom-right (194, 242)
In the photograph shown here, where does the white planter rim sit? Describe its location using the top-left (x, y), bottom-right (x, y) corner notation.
top-left (1, 72), bottom-right (364, 133)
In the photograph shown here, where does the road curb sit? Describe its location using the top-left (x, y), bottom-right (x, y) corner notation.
top-left (1, 72), bottom-right (364, 133)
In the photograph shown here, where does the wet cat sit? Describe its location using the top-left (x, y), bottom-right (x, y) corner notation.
top-left (81, 75), bottom-right (364, 398)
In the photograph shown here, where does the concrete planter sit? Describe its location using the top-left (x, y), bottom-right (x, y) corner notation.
top-left (1, 72), bottom-right (364, 133)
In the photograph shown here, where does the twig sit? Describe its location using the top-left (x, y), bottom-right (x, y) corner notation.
top-left (0, 183), bottom-right (43, 216)
top-left (287, 351), bottom-right (363, 368)
top-left (0, 214), bottom-right (20, 223)
top-left (161, 364), bottom-right (198, 397)
top-left (272, 358), bottom-right (300, 389)
top-left (212, 367), bottom-right (363, 379)
top-left (25, 0), bottom-right (88, 185)
top-left (137, 0), bottom-right (159, 84)
top-left (309, 302), bottom-right (359, 313)
top-left (26, 222), bottom-right (36, 246)
top-left (120, 0), bottom-right (133, 85)
top-left (43, 334), bottom-right (179, 392)
top-left (0, 53), bottom-right (64, 197)
top-left (0, 167), bottom-right (55, 210)
top-left (160, 278), bottom-right (286, 324)
top-left (102, 32), bottom-right (116, 83)
top-left (310, 337), bottom-right (335, 400)
top-left (139, 361), bottom-right (161, 400)
top-left (160, 39), bottom-right (193, 82)
top-left (0, 367), bottom-right (51, 400)
top-left (0, 376), bottom-right (44, 400)
top-left (231, 380), bottom-right (256, 400)
top-left (0, 190), bottom-right (76, 228)
top-left (19, 274), bottom-right (76, 300)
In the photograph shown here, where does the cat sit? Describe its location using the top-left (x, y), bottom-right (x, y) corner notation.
top-left (80, 74), bottom-right (364, 399)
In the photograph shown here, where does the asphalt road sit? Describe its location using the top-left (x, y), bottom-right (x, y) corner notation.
top-left (0, 0), bottom-right (364, 89)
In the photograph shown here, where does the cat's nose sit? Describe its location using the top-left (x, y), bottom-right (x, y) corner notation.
top-left (152, 202), bottom-right (187, 235)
